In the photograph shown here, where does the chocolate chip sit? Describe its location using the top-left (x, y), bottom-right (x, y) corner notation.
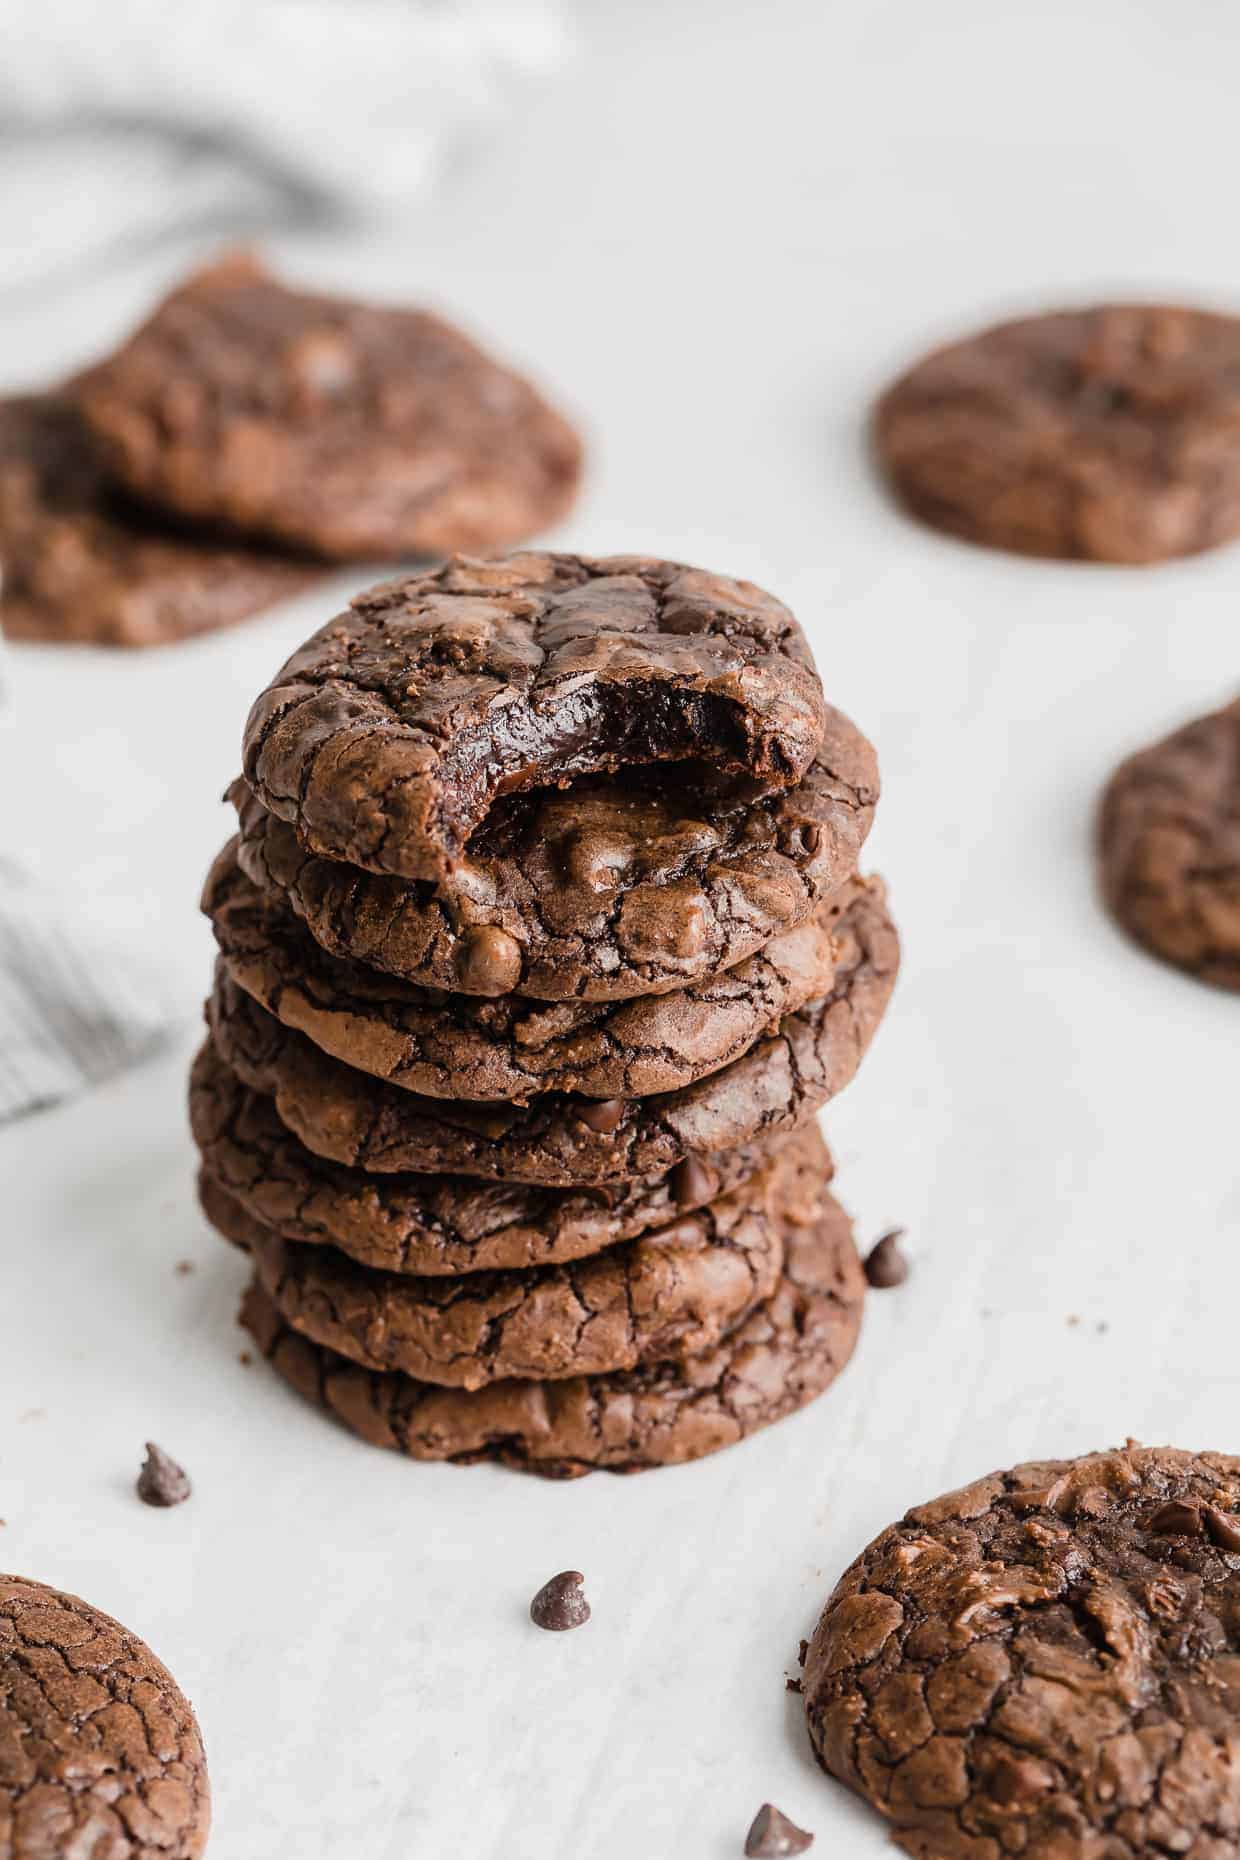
top-left (671, 1153), bottom-right (718, 1208)
top-left (576, 1098), bottom-right (626, 1134)
top-left (863, 1228), bottom-right (909, 1288)
top-left (1203, 1505), bottom-right (1240, 1552)
top-left (529, 1570), bottom-right (590, 1632)
top-left (1148, 1499), bottom-right (1203, 1537)
top-left (457, 924), bottom-right (522, 996)
top-left (136, 1442), bottom-right (191, 1508)
top-left (744, 1803), bottom-right (814, 1856)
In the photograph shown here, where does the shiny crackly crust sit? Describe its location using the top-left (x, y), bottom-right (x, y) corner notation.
top-left (1098, 696), bottom-right (1240, 990)
top-left (72, 254), bottom-right (582, 562)
top-left (227, 708), bottom-right (877, 1002)
top-left (200, 1123), bottom-right (828, 1389)
top-left (0, 393), bottom-right (316, 648)
top-left (239, 1193), bottom-right (864, 1477)
top-left (0, 1573), bottom-right (210, 1858)
top-left (189, 1038), bottom-right (797, 1276)
top-left (205, 877), bottom-right (898, 1186)
top-left (877, 306), bottom-right (1240, 564)
top-left (803, 1444), bottom-right (1240, 1860)
top-left (204, 839), bottom-right (854, 1103)
top-left (240, 552), bottom-right (829, 882)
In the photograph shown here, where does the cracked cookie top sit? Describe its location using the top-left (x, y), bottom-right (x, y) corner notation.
top-left (803, 1443), bottom-right (1240, 1860)
top-left (240, 552), bottom-right (829, 883)
top-left (0, 394), bottom-right (316, 648)
top-left (73, 254), bottom-right (582, 561)
top-left (228, 706), bottom-right (876, 1001)
top-left (201, 1123), bottom-right (827, 1390)
top-left (877, 306), bottom-right (1240, 563)
top-left (204, 838), bottom-right (854, 1103)
top-left (0, 1573), bottom-right (210, 1858)
top-left (239, 1188), bottom-right (865, 1477)
top-left (1098, 696), bottom-right (1240, 991)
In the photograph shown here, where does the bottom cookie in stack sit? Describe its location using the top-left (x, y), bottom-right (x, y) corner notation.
top-left (192, 1056), bottom-right (865, 1477)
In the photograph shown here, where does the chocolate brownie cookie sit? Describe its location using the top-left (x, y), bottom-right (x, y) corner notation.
top-left (202, 1125), bottom-right (826, 1388)
top-left (73, 254), bottom-right (582, 561)
top-left (877, 306), bottom-right (1240, 563)
top-left (190, 1038), bottom-right (793, 1275)
top-left (0, 394), bottom-right (315, 647)
top-left (228, 711), bottom-right (877, 1002)
top-left (204, 840), bottom-right (852, 1102)
top-left (206, 877), bottom-right (898, 1185)
top-left (239, 1192), bottom-right (864, 1476)
top-left (803, 1444), bottom-right (1240, 1860)
top-left (241, 553), bottom-right (829, 884)
top-left (1098, 697), bottom-right (1240, 989)
top-left (0, 1572), bottom-right (210, 1858)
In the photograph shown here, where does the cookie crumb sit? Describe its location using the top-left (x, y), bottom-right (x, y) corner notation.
top-left (744, 1802), bottom-right (814, 1855)
top-left (864, 1228), bottom-right (909, 1289)
top-left (137, 1442), bottom-right (192, 1508)
top-left (530, 1570), bottom-right (590, 1632)
top-left (238, 1351), bottom-right (254, 1367)
top-left (175, 1259), bottom-right (195, 1276)
top-left (1067, 1314), bottom-right (1080, 1327)
top-left (784, 1674), bottom-right (802, 1693)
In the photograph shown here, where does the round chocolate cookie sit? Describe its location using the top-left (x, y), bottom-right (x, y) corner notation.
top-left (0, 394), bottom-right (316, 647)
top-left (190, 1038), bottom-right (792, 1276)
top-left (877, 305), bottom-right (1240, 563)
top-left (1098, 697), bottom-right (1240, 990)
top-left (0, 1572), bottom-right (210, 1858)
top-left (227, 709), bottom-right (877, 1002)
top-left (241, 552), bottom-right (829, 884)
top-left (205, 876), bottom-right (898, 1185)
top-left (803, 1443), bottom-right (1240, 1860)
top-left (204, 838), bottom-right (851, 1103)
top-left (73, 254), bottom-right (582, 562)
top-left (238, 1192), bottom-right (864, 1477)
top-left (201, 1124), bottom-right (827, 1389)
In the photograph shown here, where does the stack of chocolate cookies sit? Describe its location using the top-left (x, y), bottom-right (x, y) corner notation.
top-left (191, 552), bottom-right (899, 1476)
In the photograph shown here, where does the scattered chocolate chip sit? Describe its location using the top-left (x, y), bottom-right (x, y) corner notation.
top-left (1148, 1499), bottom-right (1203, 1537)
top-left (576, 1099), bottom-right (626, 1135)
top-left (1203, 1505), bottom-right (1240, 1552)
top-left (784, 1674), bottom-right (802, 1693)
top-left (744, 1803), bottom-right (814, 1856)
top-left (136, 1442), bottom-right (192, 1508)
top-left (863, 1228), bottom-right (909, 1288)
top-left (798, 1637), bottom-right (809, 1666)
top-left (529, 1570), bottom-right (590, 1632)
top-left (671, 1153), bottom-right (718, 1208)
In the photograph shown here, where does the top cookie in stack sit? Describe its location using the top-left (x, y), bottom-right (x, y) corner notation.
top-left (193, 552), bottom-right (899, 1476)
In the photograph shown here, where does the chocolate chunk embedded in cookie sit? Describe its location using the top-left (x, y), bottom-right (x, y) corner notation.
top-left (228, 708), bottom-right (877, 1002)
top-left (0, 395), bottom-right (316, 647)
top-left (201, 1124), bottom-right (828, 1388)
top-left (241, 553), bottom-right (829, 884)
top-left (204, 839), bottom-right (855, 1103)
top-left (239, 1193), bottom-right (864, 1477)
top-left (73, 254), bottom-right (582, 561)
top-left (1098, 696), bottom-right (1240, 989)
top-left (206, 877), bottom-right (898, 1185)
top-left (804, 1443), bottom-right (1240, 1860)
top-left (877, 306), bottom-right (1240, 562)
top-left (189, 1039), bottom-right (793, 1275)
top-left (0, 1573), bottom-right (210, 1858)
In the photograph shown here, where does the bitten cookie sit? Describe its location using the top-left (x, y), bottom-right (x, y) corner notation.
top-left (72, 254), bottom-right (582, 561)
top-left (239, 1193), bottom-right (865, 1477)
top-left (0, 394), bottom-right (315, 647)
top-left (227, 710), bottom-right (877, 1002)
top-left (877, 305), bottom-right (1240, 563)
top-left (206, 877), bottom-right (898, 1186)
top-left (201, 1124), bottom-right (828, 1388)
top-left (240, 553), bottom-right (829, 883)
top-left (1098, 696), bottom-right (1240, 989)
top-left (803, 1443), bottom-right (1240, 1860)
top-left (0, 1573), bottom-right (210, 1858)
top-left (204, 840), bottom-right (854, 1103)
top-left (190, 1038), bottom-right (793, 1276)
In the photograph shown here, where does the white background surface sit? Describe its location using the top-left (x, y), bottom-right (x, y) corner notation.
top-left (2, 4), bottom-right (1239, 1855)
